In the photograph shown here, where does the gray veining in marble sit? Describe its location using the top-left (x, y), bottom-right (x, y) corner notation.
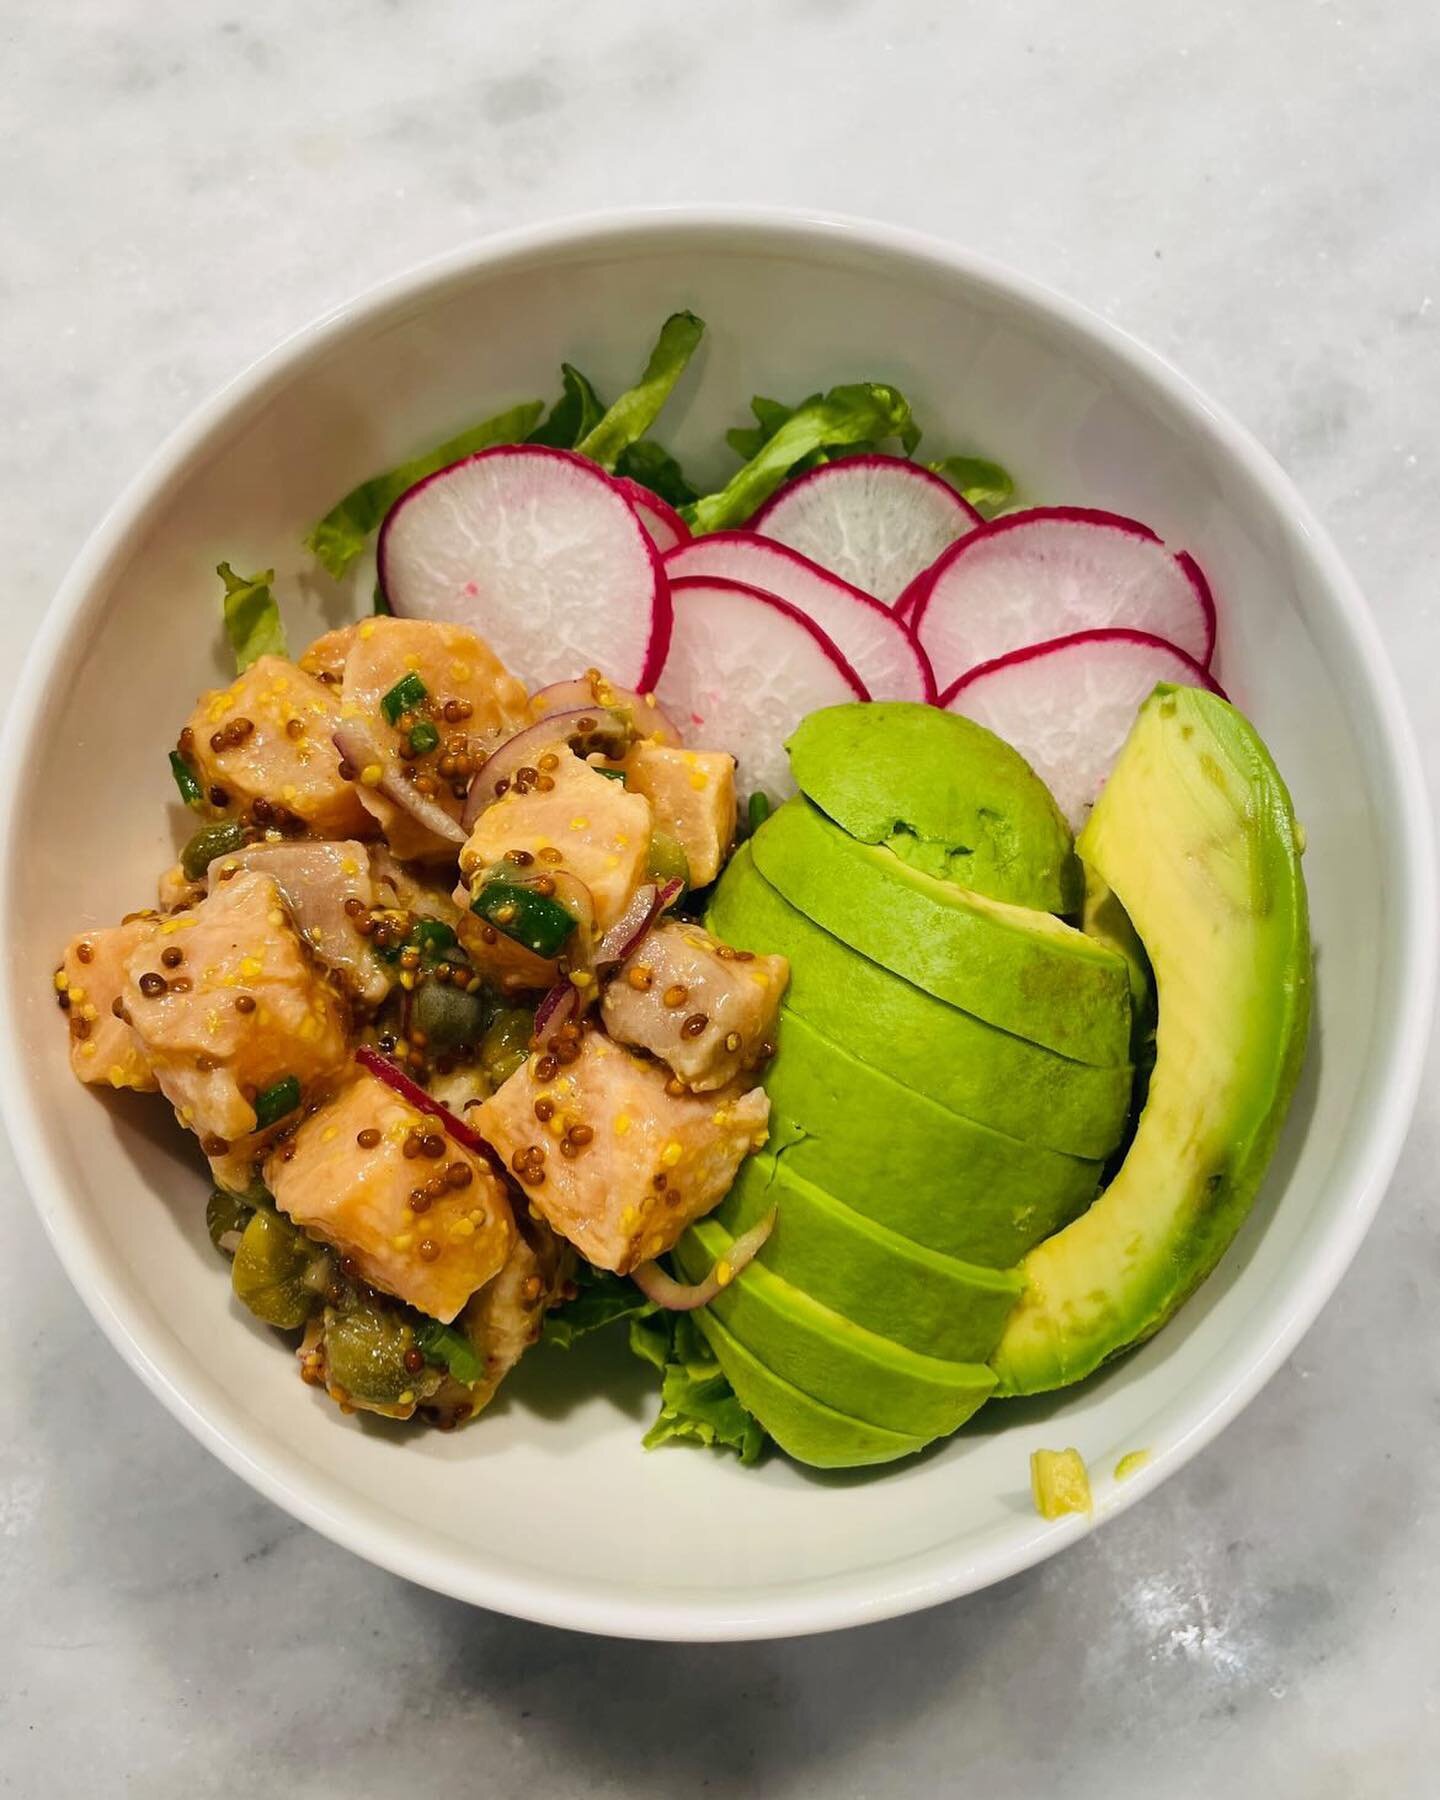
top-left (2, 2), bottom-right (1438, 1794)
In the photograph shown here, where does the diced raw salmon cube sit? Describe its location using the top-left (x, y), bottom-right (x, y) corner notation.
top-left (209, 840), bottom-right (389, 1004)
top-left (620, 742), bottom-right (736, 887)
top-left (58, 917), bottom-right (160, 1091)
top-left (157, 863), bottom-right (205, 914)
top-left (297, 623), bottom-right (362, 687)
top-left (180, 655), bottom-right (372, 838)
top-left (123, 870), bottom-right (350, 1153)
top-left (266, 1070), bottom-right (514, 1321)
top-left (476, 1029), bottom-right (770, 1273)
top-left (600, 919), bottom-right (787, 1091)
top-left (449, 1220), bottom-right (576, 1417)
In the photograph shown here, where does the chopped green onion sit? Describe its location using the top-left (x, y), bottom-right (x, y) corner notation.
top-left (470, 880), bottom-right (576, 958)
top-left (409, 720), bottom-right (440, 754)
top-left (381, 671), bottom-right (428, 724)
top-left (415, 1317), bottom-right (485, 1386)
top-left (593, 766), bottom-right (628, 783)
top-left (748, 791), bottom-right (773, 833)
top-left (253, 1075), bottom-right (301, 1131)
top-left (411, 917), bottom-right (457, 955)
top-left (169, 751), bottom-right (204, 810)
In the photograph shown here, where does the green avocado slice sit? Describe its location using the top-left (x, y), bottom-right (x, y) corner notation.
top-left (677, 1219), bottom-right (996, 1440)
top-left (991, 685), bottom-right (1312, 1395)
top-left (718, 1153), bottom-right (1023, 1362)
top-left (761, 1009), bottom-right (1103, 1266)
top-left (691, 1312), bottom-right (927, 1468)
top-left (708, 845), bottom-right (1132, 1160)
top-left (787, 701), bottom-right (1081, 912)
top-left (751, 799), bottom-right (1131, 1065)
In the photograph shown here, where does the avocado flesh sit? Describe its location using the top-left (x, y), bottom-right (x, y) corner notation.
top-left (761, 1009), bottom-right (1103, 1266)
top-left (719, 1153), bottom-right (1023, 1362)
top-left (751, 799), bottom-right (1131, 1066)
top-left (691, 1312), bottom-right (927, 1468)
top-left (786, 701), bottom-right (1081, 912)
top-left (677, 1219), bottom-right (997, 1439)
top-left (991, 685), bottom-right (1311, 1395)
top-left (709, 846), bottom-right (1132, 1159)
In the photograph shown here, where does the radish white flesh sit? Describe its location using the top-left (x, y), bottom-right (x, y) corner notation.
top-left (906, 505), bottom-right (1216, 691)
top-left (656, 577), bottom-right (868, 802)
top-left (943, 629), bottom-right (1223, 830)
top-left (664, 531), bottom-right (934, 703)
top-left (377, 446), bottom-right (671, 692)
top-left (752, 454), bottom-right (981, 606)
top-left (613, 476), bottom-right (691, 554)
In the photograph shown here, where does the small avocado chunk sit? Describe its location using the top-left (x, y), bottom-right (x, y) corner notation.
top-left (719, 1154), bottom-right (1023, 1362)
top-left (692, 1311), bottom-right (927, 1468)
top-left (709, 845), bottom-right (1133, 1160)
top-left (751, 799), bottom-right (1131, 1066)
top-left (1031, 1447), bottom-right (1093, 1518)
top-left (991, 685), bottom-right (1311, 1395)
top-left (787, 702), bottom-right (1081, 912)
top-left (762, 1009), bottom-right (1103, 1265)
top-left (677, 1219), bottom-right (997, 1439)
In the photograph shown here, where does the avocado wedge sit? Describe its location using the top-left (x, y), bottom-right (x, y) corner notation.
top-left (751, 799), bottom-right (1131, 1065)
top-left (991, 685), bottom-right (1311, 1395)
top-left (691, 1312), bottom-right (927, 1468)
top-left (786, 701), bottom-right (1081, 912)
top-left (709, 845), bottom-right (1133, 1159)
top-left (677, 1219), bottom-right (997, 1439)
top-left (719, 1154), bottom-right (1023, 1362)
top-left (762, 1010), bottom-right (1103, 1265)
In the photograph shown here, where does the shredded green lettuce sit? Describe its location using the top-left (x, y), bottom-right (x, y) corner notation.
top-left (415, 1317), bottom-right (485, 1386)
top-left (304, 398), bottom-right (545, 580)
top-left (635, 1313), bottom-right (766, 1465)
top-left (614, 438), bottom-right (698, 506)
top-left (685, 383), bottom-right (918, 534)
top-left (928, 454), bottom-right (1014, 517)
top-left (575, 311), bottom-right (705, 470)
top-left (217, 563), bottom-right (287, 672)
top-left (527, 363), bottom-right (606, 448)
top-left (541, 1264), bottom-right (655, 1349)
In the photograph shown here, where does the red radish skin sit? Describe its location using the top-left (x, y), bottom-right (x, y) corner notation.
top-left (753, 454), bottom-right (981, 607)
top-left (905, 505), bottom-right (1218, 690)
top-left (614, 477), bottom-right (691, 554)
top-left (943, 628), bottom-right (1224, 830)
top-left (377, 445), bottom-right (672, 692)
top-left (665, 531), bottom-right (934, 703)
top-left (656, 576), bottom-right (868, 803)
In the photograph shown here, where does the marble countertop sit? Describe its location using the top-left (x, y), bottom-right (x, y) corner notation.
top-left (3, 2), bottom-right (1437, 1794)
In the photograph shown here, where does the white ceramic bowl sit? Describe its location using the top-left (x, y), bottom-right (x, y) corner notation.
top-left (3, 210), bottom-right (1433, 1641)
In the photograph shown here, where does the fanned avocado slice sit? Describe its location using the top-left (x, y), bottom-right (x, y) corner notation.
top-left (786, 701), bottom-right (1081, 911)
top-left (991, 685), bottom-right (1311, 1395)
top-left (751, 798), bottom-right (1131, 1065)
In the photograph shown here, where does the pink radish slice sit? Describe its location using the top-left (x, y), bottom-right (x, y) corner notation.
top-left (377, 445), bottom-right (671, 692)
top-left (665, 532), bottom-right (934, 703)
top-left (906, 505), bottom-right (1217, 690)
top-left (613, 476), bottom-right (691, 554)
top-left (943, 629), bottom-right (1224, 831)
top-left (752, 455), bottom-right (981, 607)
top-left (656, 577), bottom-right (868, 802)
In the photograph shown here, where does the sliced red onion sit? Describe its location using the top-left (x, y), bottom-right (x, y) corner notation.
top-left (355, 1045), bottom-right (501, 1164)
top-left (533, 980), bottom-right (580, 1040)
top-left (530, 676), bottom-right (681, 746)
top-left (333, 721), bottom-right (466, 847)
top-left (459, 708), bottom-right (631, 832)
top-left (630, 1207), bottom-right (777, 1312)
top-left (592, 877), bottom-right (684, 968)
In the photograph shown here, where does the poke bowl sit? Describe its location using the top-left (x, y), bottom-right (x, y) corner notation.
top-left (1, 208), bottom-right (1432, 1641)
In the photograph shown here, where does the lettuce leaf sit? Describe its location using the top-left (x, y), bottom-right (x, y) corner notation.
top-left (929, 454), bottom-right (1014, 517)
top-left (304, 398), bottom-right (545, 580)
top-left (541, 1263), bottom-right (655, 1349)
top-left (685, 383), bottom-right (917, 534)
top-left (614, 437), bottom-right (698, 506)
top-left (217, 563), bottom-right (287, 672)
top-left (527, 363), bottom-right (606, 449)
top-left (636, 1313), bottom-right (766, 1465)
top-left (575, 311), bottom-right (705, 470)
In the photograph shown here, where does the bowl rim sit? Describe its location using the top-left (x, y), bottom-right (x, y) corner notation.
top-left (4, 204), bottom-right (1434, 1641)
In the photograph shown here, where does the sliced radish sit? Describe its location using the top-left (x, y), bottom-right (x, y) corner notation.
top-left (377, 446), bottom-right (671, 692)
top-left (752, 454), bottom-right (981, 607)
top-left (664, 532), bottom-right (933, 703)
top-left (905, 505), bottom-right (1217, 690)
top-left (613, 476), bottom-right (691, 554)
top-left (656, 577), bottom-right (868, 802)
top-left (943, 629), bottom-right (1224, 830)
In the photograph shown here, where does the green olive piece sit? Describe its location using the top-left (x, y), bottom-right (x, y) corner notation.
top-left (322, 1299), bottom-right (418, 1406)
top-left (646, 830), bottom-right (691, 891)
top-left (412, 979), bottom-right (488, 1051)
top-left (205, 1187), bottom-right (255, 1256)
top-left (231, 1208), bottom-right (325, 1330)
top-left (180, 819), bottom-right (247, 883)
top-left (481, 1008), bottom-right (534, 1085)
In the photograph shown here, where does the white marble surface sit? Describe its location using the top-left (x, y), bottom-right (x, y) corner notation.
top-left (3, 1), bottom-right (1437, 1793)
